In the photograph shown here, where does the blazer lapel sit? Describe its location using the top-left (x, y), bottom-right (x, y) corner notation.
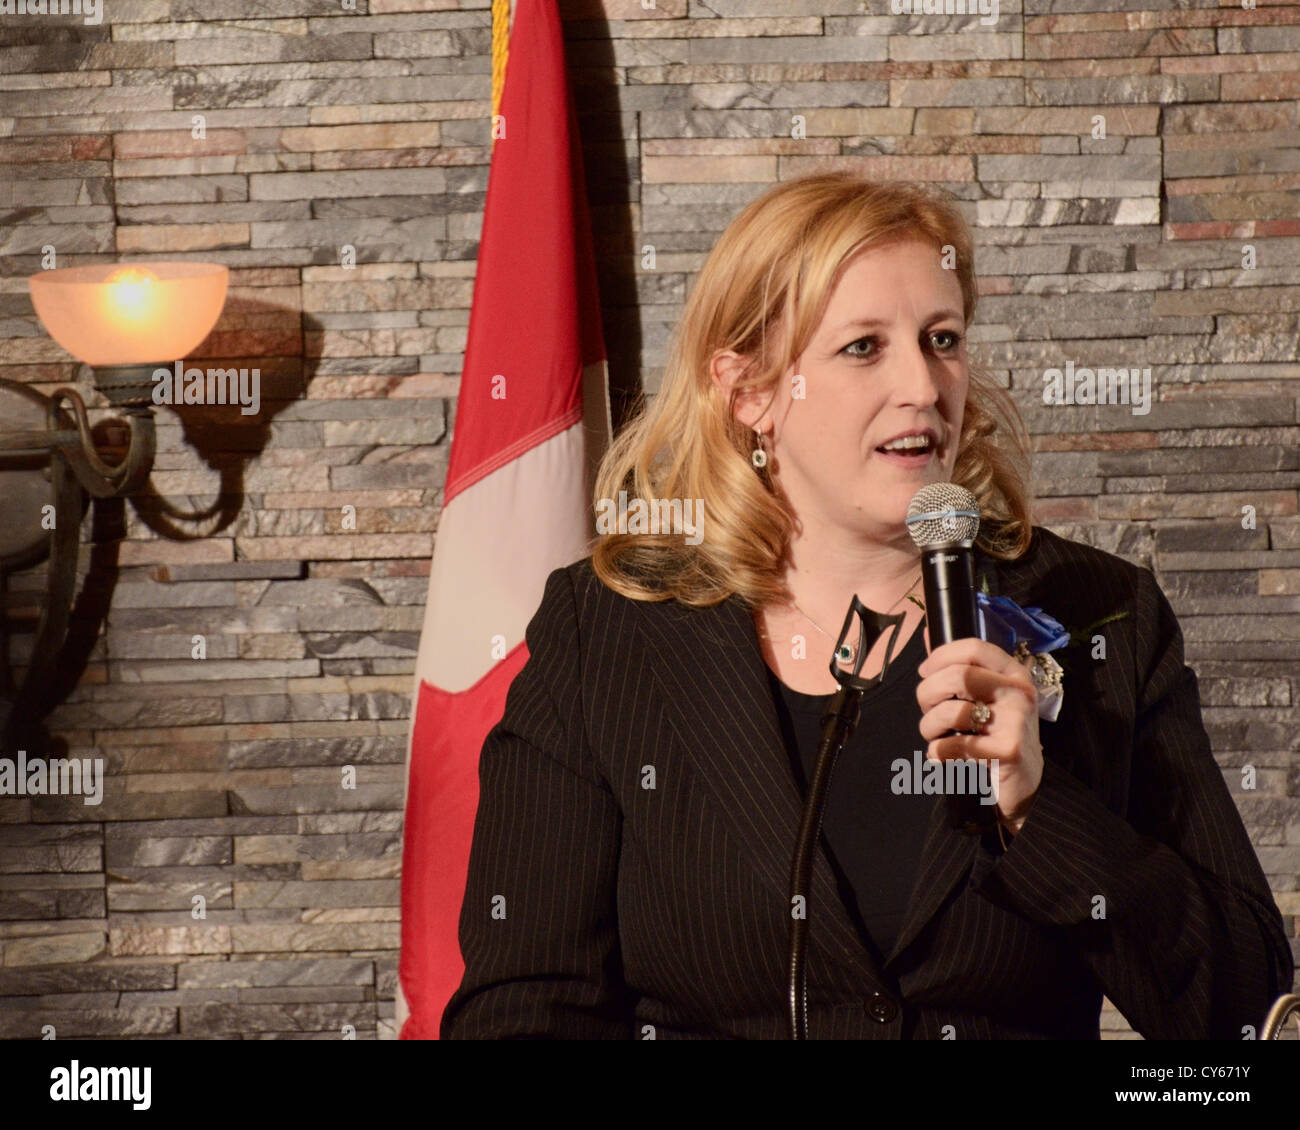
top-left (883, 544), bottom-right (1019, 966)
top-left (883, 543), bottom-right (1045, 967)
top-left (627, 590), bottom-right (889, 991)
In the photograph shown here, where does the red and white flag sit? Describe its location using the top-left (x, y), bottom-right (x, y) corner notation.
top-left (397, 0), bottom-right (609, 1039)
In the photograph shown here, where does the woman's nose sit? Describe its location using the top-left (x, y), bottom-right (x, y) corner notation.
top-left (894, 339), bottom-right (941, 406)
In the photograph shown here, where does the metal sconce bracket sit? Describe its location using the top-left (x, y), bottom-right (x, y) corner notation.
top-left (0, 369), bottom-right (157, 749)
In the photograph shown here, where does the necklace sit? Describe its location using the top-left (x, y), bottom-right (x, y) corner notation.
top-left (786, 569), bottom-right (923, 665)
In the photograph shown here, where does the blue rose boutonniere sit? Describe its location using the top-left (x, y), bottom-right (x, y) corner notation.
top-left (976, 592), bottom-right (1070, 655)
top-left (975, 592), bottom-right (1072, 723)
top-left (904, 583), bottom-right (1131, 723)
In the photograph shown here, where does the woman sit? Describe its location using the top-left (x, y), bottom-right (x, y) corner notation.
top-left (440, 174), bottom-right (1293, 1039)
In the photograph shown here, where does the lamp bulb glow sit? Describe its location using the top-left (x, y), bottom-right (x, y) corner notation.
top-left (105, 265), bottom-right (159, 322)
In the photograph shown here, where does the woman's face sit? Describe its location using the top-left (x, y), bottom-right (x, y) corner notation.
top-left (726, 237), bottom-right (969, 546)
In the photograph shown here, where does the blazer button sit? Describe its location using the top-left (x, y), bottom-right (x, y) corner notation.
top-left (865, 993), bottom-right (898, 1023)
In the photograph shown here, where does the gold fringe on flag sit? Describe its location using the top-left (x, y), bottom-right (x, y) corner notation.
top-left (491, 0), bottom-right (510, 131)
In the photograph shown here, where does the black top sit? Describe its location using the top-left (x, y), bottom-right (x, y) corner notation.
top-left (765, 620), bottom-right (936, 965)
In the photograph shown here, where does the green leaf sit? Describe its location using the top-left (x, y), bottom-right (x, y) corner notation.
top-left (1066, 609), bottom-right (1130, 650)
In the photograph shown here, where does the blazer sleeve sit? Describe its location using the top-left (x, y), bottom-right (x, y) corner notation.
top-left (439, 565), bottom-right (635, 1039)
top-left (969, 565), bottom-right (1295, 1039)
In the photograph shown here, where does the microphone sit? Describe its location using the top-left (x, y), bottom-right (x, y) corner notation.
top-left (905, 482), bottom-right (995, 834)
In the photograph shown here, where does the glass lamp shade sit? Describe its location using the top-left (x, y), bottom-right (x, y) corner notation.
top-left (27, 261), bottom-right (229, 368)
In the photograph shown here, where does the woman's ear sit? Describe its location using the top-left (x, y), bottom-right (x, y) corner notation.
top-left (710, 349), bottom-right (767, 431)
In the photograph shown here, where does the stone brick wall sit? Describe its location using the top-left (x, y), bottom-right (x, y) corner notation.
top-left (1, 0), bottom-right (1296, 1039)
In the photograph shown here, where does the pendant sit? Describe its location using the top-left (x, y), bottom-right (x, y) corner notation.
top-left (834, 643), bottom-right (855, 664)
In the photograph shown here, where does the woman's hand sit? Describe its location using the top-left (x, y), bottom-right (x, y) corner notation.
top-left (916, 634), bottom-right (1043, 832)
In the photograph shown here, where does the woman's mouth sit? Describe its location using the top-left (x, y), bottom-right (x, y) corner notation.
top-left (874, 435), bottom-right (938, 467)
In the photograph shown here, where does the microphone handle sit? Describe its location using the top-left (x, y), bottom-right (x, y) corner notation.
top-left (919, 543), bottom-right (995, 834)
top-left (919, 543), bottom-right (978, 647)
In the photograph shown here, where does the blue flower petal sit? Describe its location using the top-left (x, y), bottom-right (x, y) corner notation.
top-left (976, 592), bottom-right (1071, 655)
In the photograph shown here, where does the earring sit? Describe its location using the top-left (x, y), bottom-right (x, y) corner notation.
top-left (751, 428), bottom-right (768, 470)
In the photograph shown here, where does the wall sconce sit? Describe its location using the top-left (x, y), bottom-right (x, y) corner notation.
top-left (0, 262), bottom-right (229, 749)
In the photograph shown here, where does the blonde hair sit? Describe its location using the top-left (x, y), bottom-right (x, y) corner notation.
top-left (590, 173), bottom-right (1033, 608)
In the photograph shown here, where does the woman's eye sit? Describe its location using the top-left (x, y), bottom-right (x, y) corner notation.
top-left (930, 330), bottom-right (963, 351)
top-left (842, 337), bottom-right (876, 359)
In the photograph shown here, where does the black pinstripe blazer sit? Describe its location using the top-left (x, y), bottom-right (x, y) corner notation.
top-left (440, 525), bottom-right (1294, 1039)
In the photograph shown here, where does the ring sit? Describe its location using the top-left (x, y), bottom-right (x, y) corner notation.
top-left (970, 700), bottom-right (991, 728)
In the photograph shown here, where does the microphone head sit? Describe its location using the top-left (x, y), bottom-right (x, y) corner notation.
top-left (906, 482), bottom-right (981, 548)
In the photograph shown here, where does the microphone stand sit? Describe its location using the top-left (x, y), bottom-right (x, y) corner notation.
top-left (787, 595), bottom-right (907, 1041)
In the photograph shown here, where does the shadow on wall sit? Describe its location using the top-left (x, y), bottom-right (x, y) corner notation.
top-left (563, 2), bottom-right (644, 434)
top-left (129, 303), bottom-right (324, 540)
top-left (28, 301), bottom-right (325, 755)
